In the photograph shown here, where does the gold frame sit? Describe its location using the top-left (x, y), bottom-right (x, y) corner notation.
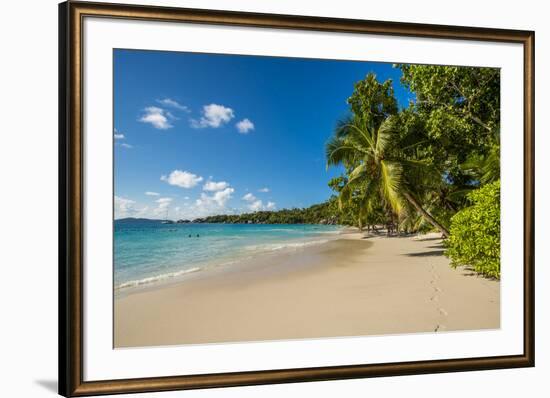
top-left (59, 1), bottom-right (535, 396)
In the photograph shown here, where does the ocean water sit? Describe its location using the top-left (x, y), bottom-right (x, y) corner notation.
top-left (114, 221), bottom-right (343, 290)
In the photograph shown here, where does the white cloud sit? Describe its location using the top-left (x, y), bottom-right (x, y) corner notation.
top-left (145, 191), bottom-right (160, 196)
top-left (196, 187), bottom-right (234, 208)
top-left (190, 184), bottom-right (235, 218)
top-left (169, 184), bottom-right (270, 219)
top-left (156, 197), bottom-right (173, 206)
top-left (247, 200), bottom-right (277, 212)
top-left (242, 193), bottom-right (262, 212)
top-left (161, 170), bottom-right (203, 188)
top-left (139, 106), bottom-right (173, 129)
top-left (258, 187), bottom-right (270, 193)
top-left (248, 200), bottom-right (263, 212)
top-left (114, 128), bottom-right (125, 140)
top-left (242, 193), bottom-right (276, 212)
top-left (191, 104), bottom-right (234, 128)
top-left (203, 180), bottom-right (229, 192)
top-left (152, 197), bottom-right (173, 217)
top-left (114, 128), bottom-right (132, 147)
top-left (236, 118), bottom-right (255, 134)
top-left (212, 187), bottom-right (234, 207)
top-left (156, 98), bottom-right (190, 112)
top-left (115, 195), bottom-right (179, 220)
top-left (115, 196), bottom-right (135, 216)
top-left (115, 196), bottom-right (148, 218)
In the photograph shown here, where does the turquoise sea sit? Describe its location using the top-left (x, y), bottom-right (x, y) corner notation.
top-left (114, 220), bottom-right (343, 290)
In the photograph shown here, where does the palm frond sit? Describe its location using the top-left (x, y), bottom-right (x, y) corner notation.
top-left (325, 136), bottom-right (356, 168)
top-left (338, 184), bottom-right (352, 211)
top-left (380, 160), bottom-right (404, 214)
top-left (347, 163), bottom-right (368, 185)
top-left (446, 188), bottom-right (474, 200)
top-left (376, 117), bottom-right (397, 156)
top-left (480, 145), bottom-right (500, 184)
top-left (334, 116), bottom-right (354, 139)
top-left (460, 143), bottom-right (500, 184)
top-left (375, 128), bottom-right (390, 157)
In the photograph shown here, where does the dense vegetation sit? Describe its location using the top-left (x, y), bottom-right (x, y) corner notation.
top-left (325, 65), bottom-right (501, 278)
top-left (444, 181), bottom-right (500, 278)
top-left (193, 200), bottom-right (341, 225)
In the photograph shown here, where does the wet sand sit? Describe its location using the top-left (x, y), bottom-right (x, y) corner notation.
top-left (114, 232), bottom-right (500, 348)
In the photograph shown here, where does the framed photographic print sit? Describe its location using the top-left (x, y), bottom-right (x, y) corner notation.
top-left (59, 1), bottom-right (535, 396)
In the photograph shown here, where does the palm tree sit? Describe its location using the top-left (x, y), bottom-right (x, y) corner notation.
top-left (461, 141), bottom-right (500, 185)
top-left (326, 116), bottom-right (450, 238)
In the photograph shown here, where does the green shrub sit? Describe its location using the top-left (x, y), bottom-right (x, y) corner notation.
top-left (445, 180), bottom-right (500, 279)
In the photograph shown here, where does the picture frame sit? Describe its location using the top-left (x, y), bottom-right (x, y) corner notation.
top-left (59, 1), bottom-right (535, 396)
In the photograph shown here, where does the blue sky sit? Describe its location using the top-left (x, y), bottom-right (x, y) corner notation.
top-left (114, 49), bottom-right (413, 220)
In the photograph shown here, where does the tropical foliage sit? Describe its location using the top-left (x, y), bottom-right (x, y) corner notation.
top-left (325, 66), bottom-right (501, 278)
top-left (444, 181), bottom-right (501, 278)
top-left (193, 200), bottom-right (341, 225)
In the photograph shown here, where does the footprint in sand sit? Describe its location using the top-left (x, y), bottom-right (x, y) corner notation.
top-left (430, 267), bottom-right (440, 278)
top-left (428, 263), bottom-right (447, 332)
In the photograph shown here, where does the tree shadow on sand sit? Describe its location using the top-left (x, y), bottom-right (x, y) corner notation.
top-left (360, 231), bottom-right (416, 240)
top-left (404, 250), bottom-right (446, 257)
top-left (413, 236), bottom-right (443, 242)
top-left (426, 243), bottom-right (444, 249)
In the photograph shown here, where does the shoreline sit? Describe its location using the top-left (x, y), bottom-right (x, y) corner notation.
top-left (115, 226), bottom-right (355, 296)
top-left (115, 232), bottom-right (500, 348)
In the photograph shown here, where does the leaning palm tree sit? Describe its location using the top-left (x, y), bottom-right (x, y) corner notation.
top-left (326, 115), bottom-right (450, 238)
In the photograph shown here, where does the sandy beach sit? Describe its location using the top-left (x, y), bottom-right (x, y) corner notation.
top-left (114, 232), bottom-right (500, 348)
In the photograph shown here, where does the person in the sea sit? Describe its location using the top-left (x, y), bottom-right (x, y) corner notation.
top-left (196, 234), bottom-right (200, 237)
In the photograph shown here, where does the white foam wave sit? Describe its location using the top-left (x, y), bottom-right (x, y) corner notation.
top-left (116, 267), bottom-right (201, 290)
top-left (311, 229), bottom-right (343, 235)
top-left (244, 238), bottom-right (331, 253)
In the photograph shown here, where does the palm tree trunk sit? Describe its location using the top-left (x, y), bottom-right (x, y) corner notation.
top-left (403, 192), bottom-right (450, 238)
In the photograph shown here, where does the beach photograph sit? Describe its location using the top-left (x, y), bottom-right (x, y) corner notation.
top-left (113, 50), bottom-right (501, 348)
